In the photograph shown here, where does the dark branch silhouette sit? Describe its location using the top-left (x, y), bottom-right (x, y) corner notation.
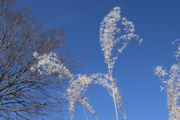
top-left (0, 0), bottom-right (80, 119)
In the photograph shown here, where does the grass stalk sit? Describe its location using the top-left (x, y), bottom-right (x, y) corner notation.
top-left (80, 97), bottom-right (88, 120)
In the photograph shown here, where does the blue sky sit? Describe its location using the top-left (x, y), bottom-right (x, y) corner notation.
top-left (15, 0), bottom-right (180, 120)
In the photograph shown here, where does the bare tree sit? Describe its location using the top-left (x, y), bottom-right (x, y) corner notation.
top-left (0, 0), bottom-right (79, 119)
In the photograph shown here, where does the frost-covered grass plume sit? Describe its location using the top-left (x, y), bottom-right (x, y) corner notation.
top-left (155, 40), bottom-right (180, 120)
top-left (99, 6), bottom-right (142, 120)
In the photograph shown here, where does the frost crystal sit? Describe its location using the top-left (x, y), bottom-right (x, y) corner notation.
top-left (155, 66), bottom-right (167, 77)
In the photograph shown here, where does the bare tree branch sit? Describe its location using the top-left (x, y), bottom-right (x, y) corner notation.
top-left (0, 0), bottom-right (80, 119)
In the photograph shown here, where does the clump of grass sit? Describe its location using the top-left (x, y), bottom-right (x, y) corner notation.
top-left (32, 6), bottom-right (142, 120)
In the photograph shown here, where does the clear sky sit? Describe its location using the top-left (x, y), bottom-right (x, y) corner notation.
top-left (15, 0), bottom-right (180, 120)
